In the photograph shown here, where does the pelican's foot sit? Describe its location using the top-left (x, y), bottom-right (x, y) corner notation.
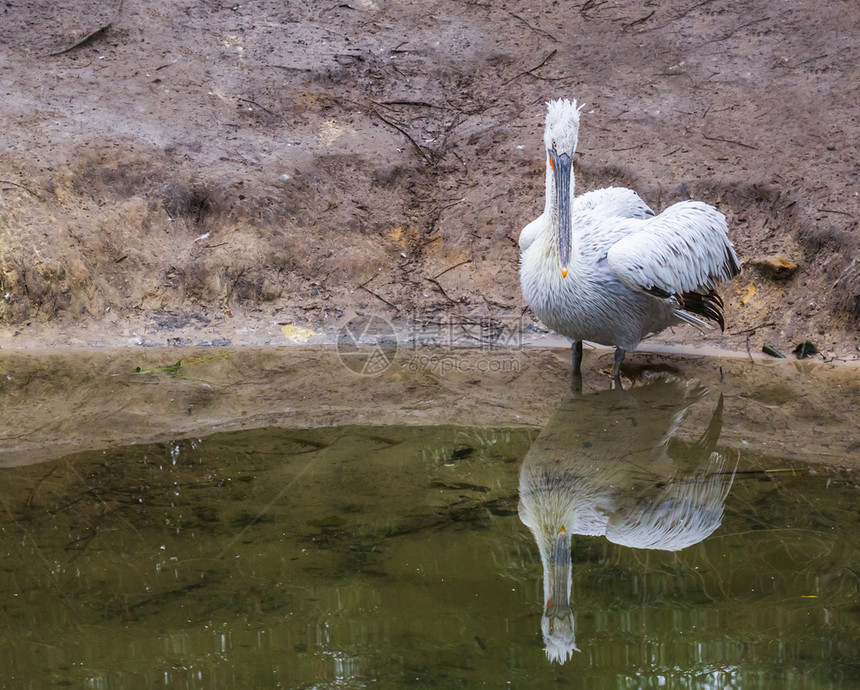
top-left (610, 372), bottom-right (631, 391)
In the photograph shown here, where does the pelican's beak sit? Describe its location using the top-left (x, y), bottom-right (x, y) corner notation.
top-left (541, 524), bottom-right (579, 663)
top-left (553, 152), bottom-right (573, 277)
top-left (545, 525), bottom-right (571, 619)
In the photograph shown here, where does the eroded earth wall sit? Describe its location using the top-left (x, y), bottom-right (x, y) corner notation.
top-left (0, 0), bottom-right (858, 356)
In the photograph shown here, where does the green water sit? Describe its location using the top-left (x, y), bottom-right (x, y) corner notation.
top-left (0, 359), bottom-right (858, 688)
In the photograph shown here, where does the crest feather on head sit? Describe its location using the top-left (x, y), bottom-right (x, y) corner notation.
top-left (544, 98), bottom-right (585, 154)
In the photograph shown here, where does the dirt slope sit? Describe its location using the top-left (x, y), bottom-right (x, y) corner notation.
top-left (0, 0), bottom-right (858, 357)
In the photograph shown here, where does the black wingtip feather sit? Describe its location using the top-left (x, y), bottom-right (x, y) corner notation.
top-left (725, 247), bottom-right (741, 278)
top-left (680, 288), bottom-right (727, 331)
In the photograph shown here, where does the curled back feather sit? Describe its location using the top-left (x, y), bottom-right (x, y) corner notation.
top-left (606, 200), bottom-right (741, 297)
top-left (519, 215), bottom-right (544, 251)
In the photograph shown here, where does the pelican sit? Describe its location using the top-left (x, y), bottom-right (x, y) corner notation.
top-left (518, 378), bottom-right (735, 663)
top-left (519, 99), bottom-right (741, 385)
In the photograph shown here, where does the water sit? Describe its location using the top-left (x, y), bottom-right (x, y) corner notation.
top-left (0, 347), bottom-right (858, 688)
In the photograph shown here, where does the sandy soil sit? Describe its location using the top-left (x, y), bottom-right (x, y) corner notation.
top-left (0, 0), bottom-right (858, 358)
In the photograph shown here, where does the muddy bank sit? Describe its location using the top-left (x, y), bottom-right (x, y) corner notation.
top-left (1, 346), bottom-right (858, 470)
top-left (0, 0), bottom-right (858, 357)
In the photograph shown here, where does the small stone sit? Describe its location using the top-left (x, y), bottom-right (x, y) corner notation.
top-left (762, 344), bottom-right (786, 358)
top-left (793, 341), bottom-right (818, 359)
top-left (750, 255), bottom-right (799, 281)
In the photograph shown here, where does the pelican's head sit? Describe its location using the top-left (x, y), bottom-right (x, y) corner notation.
top-left (544, 99), bottom-right (584, 278)
top-left (544, 99), bottom-right (583, 157)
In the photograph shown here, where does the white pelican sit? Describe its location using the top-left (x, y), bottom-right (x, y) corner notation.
top-left (518, 379), bottom-right (735, 663)
top-left (520, 99), bottom-right (741, 385)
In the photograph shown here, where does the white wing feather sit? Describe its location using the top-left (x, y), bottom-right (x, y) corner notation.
top-left (573, 186), bottom-right (654, 219)
top-left (604, 452), bottom-right (735, 552)
top-left (519, 215), bottom-right (544, 251)
top-left (520, 187), bottom-right (653, 252)
top-left (606, 200), bottom-right (739, 295)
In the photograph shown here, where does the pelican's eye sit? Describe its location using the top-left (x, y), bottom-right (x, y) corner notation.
top-left (551, 139), bottom-right (557, 150)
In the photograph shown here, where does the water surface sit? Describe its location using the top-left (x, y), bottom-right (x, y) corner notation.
top-left (0, 348), bottom-right (858, 687)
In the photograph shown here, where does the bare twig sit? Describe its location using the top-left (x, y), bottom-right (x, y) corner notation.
top-left (358, 274), bottom-right (379, 289)
top-left (358, 284), bottom-right (399, 310)
top-left (522, 74), bottom-right (579, 84)
top-left (388, 63), bottom-right (409, 79)
top-left (503, 49), bottom-right (557, 85)
top-left (818, 208), bottom-right (854, 218)
top-left (731, 321), bottom-right (777, 335)
top-left (433, 259), bottom-right (473, 280)
top-left (26, 466), bottom-right (60, 514)
top-left (0, 180), bottom-right (38, 197)
top-left (701, 16), bottom-right (771, 45)
top-left (449, 150), bottom-right (468, 174)
top-left (702, 133), bottom-right (758, 150)
top-left (793, 54), bottom-right (830, 67)
top-left (48, 24), bottom-right (112, 56)
top-left (373, 110), bottom-right (433, 164)
top-left (320, 3), bottom-right (356, 16)
top-left (237, 97), bottom-right (279, 117)
top-left (426, 277), bottom-right (458, 304)
top-left (580, 0), bottom-right (608, 19)
top-left (357, 274), bottom-right (398, 310)
top-left (506, 11), bottom-right (557, 41)
top-left (268, 64), bottom-right (312, 73)
top-left (439, 196), bottom-right (467, 211)
top-left (635, 0), bottom-right (715, 33)
top-left (623, 10), bottom-right (655, 30)
top-left (376, 100), bottom-right (440, 109)
top-left (47, 0), bottom-right (124, 56)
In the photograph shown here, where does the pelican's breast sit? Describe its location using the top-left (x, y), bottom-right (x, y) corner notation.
top-left (520, 214), bottom-right (673, 349)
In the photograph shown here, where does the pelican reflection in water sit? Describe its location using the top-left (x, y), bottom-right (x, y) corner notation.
top-left (517, 378), bottom-right (736, 664)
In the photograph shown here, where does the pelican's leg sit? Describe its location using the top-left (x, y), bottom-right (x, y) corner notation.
top-left (571, 341), bottom-right (583, 392)
top-left (571, 341), bottom-right (583, 375)
top-left (612, 348), bottom-right (626, 388)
